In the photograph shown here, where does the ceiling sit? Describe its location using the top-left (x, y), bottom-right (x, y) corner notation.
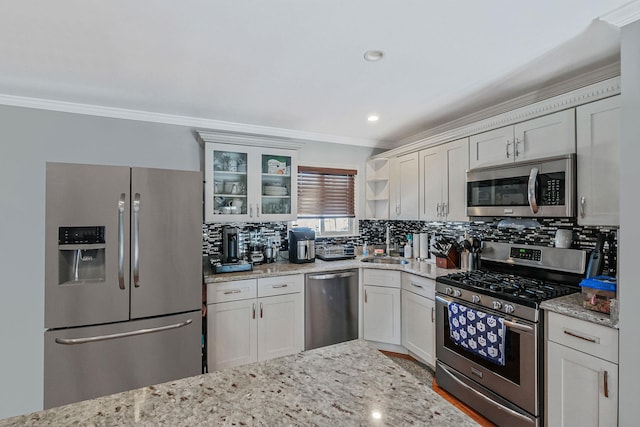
top-left (0, 1), bottom-right (634, 149)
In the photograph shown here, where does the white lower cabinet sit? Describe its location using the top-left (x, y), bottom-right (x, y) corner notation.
top-left (207, 275), bottom-right (304, 371)
top-left (545, 311), bottom-right (618, 427)
top-left (401, 273), bottom-right (435, 367)
top-left (362, 269), bottom-right (401, 345)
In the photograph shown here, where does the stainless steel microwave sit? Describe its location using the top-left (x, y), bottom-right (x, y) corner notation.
top-left (466, 154), bottom-right (575, 218)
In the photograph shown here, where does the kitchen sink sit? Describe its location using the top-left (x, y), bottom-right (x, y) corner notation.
top-left (360, 257), bottom-right (405, 264)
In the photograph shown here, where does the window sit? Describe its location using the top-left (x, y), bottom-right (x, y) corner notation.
top-left (294, 166), bottom-right (357, 236)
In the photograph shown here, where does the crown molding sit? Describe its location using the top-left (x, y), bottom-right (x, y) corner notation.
top-left (601, 0), bottom-right (640, 27)
top-left (196, 129), bottom-right (307, 150)
top-left (0, 93), bottom-right (386, 149)
top-left (376, 75), bottom-right (621, 159)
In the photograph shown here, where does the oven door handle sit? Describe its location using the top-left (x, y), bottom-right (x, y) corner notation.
top-left (438, 363), bottom-right (535, 424)
top-left (436, 295), bottom-right (534, 333)
top-left (435, 295), bottom-right (452, 305)
top-left (504, 319), bottom-right (534, 332)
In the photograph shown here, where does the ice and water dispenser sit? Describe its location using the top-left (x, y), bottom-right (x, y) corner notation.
top-left (58, 226), bottom-right (106, 284)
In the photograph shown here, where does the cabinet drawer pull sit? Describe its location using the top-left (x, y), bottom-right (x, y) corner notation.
top-left (431, 307), bottom-right (435, 323)
top-left (604, 370), bottom-right (609, 398)
top-left (411, 283), bottom-right (423, 289)
top-left (223, 289), bottom-right (242, 295)
top-left (272, 284), bottom-right (288, 289)
top-left (365, 289), bottom-right (368, 303)
top-left (506, 140), bottom-right (511, 158)
top-left (260, 302), bottom-right (264, 318)
top-left (563, 329), bottom-right (599, 343)
top-left (252, 303), bottom-right (256, 319)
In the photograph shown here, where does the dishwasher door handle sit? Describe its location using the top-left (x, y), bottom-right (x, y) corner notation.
top-left (308, 272), bottom-right (356, 280)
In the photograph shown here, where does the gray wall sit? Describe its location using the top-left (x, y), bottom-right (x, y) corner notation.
top-left (0, 104), bottom-right (375, 419)
top-left (618, 18), bottom-right (640, 426)
top-left (0, 105), bottom-right (201, 418)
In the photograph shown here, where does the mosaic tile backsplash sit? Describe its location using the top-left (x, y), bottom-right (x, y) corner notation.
top-left (358, 218), bottom-right (618, 276)
top-left (203, 218), bottom-right (618, 275)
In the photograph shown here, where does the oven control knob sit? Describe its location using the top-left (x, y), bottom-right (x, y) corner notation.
top-left (492, 301), bottom-right (502, 310)
top-left (453, 289), bottom-right (462, 297)
top-left (445, 287), bottom-right (453, 295)
top-left (472, 295), bottom-right (481, 303)
top-left (504, 304), bottom-right (515, 314)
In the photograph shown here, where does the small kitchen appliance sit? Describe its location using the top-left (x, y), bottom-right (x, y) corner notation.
top-left (435, 241), bottom-right (587, 427)
top-left (215, 226), bottom-right (253, 273)
top-left (222, 226), bottom-right (240, 263)
top-left (289, 227), bottom-right (316, 263)
top-left (263, 237), bottom-right (277, 263)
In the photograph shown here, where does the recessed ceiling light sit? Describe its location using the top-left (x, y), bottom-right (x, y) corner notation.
top-left (367, 115), bottom-right (379, 122)
top-left (363, 50), bottom-right (384, 62)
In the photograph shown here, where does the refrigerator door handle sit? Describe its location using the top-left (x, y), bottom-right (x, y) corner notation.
top-left (54, 319), bottom-right (193, 345)
top-left (117, 193), bottom-right (126, 290)
top-left (133, 193), bottom-right (141, 287)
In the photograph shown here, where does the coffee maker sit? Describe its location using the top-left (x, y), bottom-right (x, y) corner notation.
top-left (222, 226), bottom-right (240, 263)
top-left (289, 227), bottom-right (316, 264)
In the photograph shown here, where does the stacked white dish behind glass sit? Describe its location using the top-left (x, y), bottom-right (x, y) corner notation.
top-left (264, 184), bottom-right (288, 196)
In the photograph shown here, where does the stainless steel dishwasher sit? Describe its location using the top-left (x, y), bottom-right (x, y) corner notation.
top-left (305, 269), bottom-right (359, 350)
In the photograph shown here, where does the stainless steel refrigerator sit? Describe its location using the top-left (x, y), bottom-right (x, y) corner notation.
top-left (44, 162), bottom-right (203, 409)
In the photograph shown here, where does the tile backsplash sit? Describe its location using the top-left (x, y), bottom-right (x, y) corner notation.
top-left (203, 217), bottom-right (618, 275)
top-left (359, 218), bottom-right (618, 276)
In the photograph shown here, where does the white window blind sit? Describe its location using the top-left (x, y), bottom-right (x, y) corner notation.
top-left (297, 166), bottom-right (357, 218)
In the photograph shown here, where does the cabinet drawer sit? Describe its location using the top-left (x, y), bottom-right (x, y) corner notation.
top-left (258, 274), bottom-right (303, 297)
top-left (207, 279), bottom-right (257, 304)
top-left (547, 311), bottom-right (618, 363)
top-left (401, 273), bottom-right (435, 299)
top-left (363, 268), bottom-right (401, 288)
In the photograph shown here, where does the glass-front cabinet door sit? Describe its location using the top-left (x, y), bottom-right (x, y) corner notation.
top-left (204, 143), bottom-right (297, 222)
top-left (260, 152), bottom-right (295, 220)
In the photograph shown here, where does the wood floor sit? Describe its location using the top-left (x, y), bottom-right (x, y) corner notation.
top-left (381, 351), bottom-right (495, 426)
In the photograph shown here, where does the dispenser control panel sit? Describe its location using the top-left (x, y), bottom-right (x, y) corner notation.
top-left (59, 226), bottom-right (105, 245)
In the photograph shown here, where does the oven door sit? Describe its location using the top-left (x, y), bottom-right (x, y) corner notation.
top-left (435, 294), bottom-right (539, 417)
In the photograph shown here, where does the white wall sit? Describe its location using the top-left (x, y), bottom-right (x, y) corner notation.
top-left (0, 105), bottom-right (200, 419)
top-left (618, 18), bottom-right (640, 426)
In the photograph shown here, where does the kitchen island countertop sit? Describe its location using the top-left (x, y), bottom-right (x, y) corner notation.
top-left (204, 256), bottom-right (459, 284)
top-left (1, 340), bottom-right (477, 426)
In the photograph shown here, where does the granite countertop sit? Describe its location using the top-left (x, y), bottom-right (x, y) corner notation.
top-left (204, 256), bottom-right (459, 284)
top-left (540, 293), bottom-right (618, 329)
top-left (1, 340), bottom-right (478, 426)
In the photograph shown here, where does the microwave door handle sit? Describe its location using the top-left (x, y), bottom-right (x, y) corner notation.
top-left (117, 193), bottom-right (126, 290)
top-left (527, 167), bottom-right (539, 214)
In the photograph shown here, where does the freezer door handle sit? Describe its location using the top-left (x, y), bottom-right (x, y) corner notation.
top-left (133, 193), bottom-right (141, 287)
top-left (117, 193), bottom-right (126, 290)
top-left (54, 319), bottom-right (193, 345)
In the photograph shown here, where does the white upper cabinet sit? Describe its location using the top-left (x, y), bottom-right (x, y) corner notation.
top-left (419, 138), bottom-right (469, 222)
top-left (390, 152), bottom-right (419, 220)
top-left (204, 143), bottom-right (298, 222)
top-left (576, 96), bottom-right (621, 226)
top-left (469, 109), bottom-right (576, 169)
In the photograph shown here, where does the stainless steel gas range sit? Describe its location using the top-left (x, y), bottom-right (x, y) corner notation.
top-left (435, 242), bottom-right (587, 427)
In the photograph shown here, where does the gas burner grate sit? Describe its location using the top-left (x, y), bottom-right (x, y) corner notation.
top-left (440, 270), bottom-right (577, 304)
